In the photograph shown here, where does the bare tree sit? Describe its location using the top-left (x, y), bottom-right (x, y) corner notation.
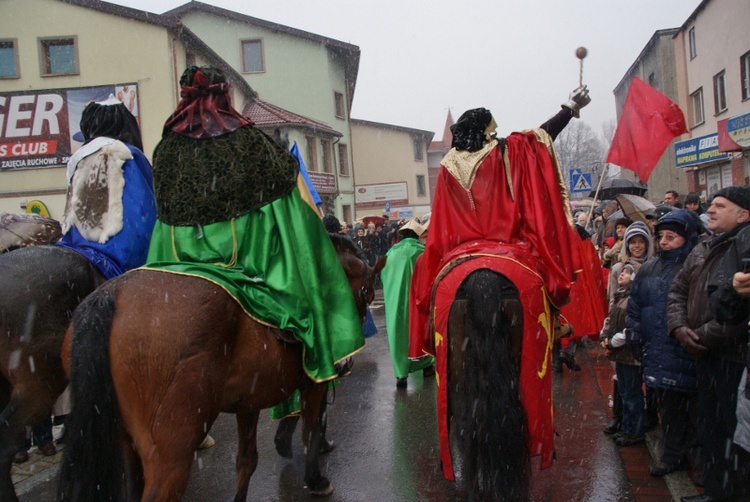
top-left (553, 120), bottom-right (606, 195)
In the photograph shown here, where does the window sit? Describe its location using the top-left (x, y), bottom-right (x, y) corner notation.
top-left (413, 138), bottom-right (423, 161)
top-left (742, 50), bottom-right (750, 101)
top-left (342, 205), bottom-right (352, 226)
top-left (39, 37), bottom-right (78, 76)
top-left (713, 70), bottom-right (727, 114)
top-left (241, 39), bottom-right (264, 73)
top-left (305, 136), bottom-right (317, 171)
top-left (334, 92), bottom-right (345, 118)
top-left (416, 175), bottom-right (426, 196)
top-left (690, 88), bottom-right (704, 127)
top-left (321, 139), bottom-right (332, 173)
top-left (688, 27), bottom-right (697, 59)
top-left (338, 144), bottom-right (349, 176)
top-left (0, 39), bottom-right (19, 78)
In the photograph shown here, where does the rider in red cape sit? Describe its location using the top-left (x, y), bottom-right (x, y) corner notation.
top-left (560, 227), bottom-right (609, 341)
top-left (409, 88), bottom-right (589, 478)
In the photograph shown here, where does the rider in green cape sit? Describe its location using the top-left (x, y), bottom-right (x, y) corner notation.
top-left (145, 66), bottom-right (364, 383)
top-left (381, 218), bottom-right (435, 388)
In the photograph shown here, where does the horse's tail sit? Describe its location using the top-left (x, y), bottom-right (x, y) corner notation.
top-left (57, 286), bottom-right (126, 502)
top-left (457, 269), bottom-right (530, 500)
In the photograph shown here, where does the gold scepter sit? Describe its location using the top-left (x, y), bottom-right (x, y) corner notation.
top-left (576, 46), bottom-right (588, 88)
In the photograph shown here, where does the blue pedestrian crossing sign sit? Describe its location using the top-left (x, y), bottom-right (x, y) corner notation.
top-left (569, 169), bottom-right (593, 193)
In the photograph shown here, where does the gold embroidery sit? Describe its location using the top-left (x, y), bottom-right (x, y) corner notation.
top-left (536, 291), bottom-right (553, 378)
top-left (441, 140), bottom-right (498, 209)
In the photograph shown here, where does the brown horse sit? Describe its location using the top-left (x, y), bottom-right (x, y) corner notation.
top-left (0, 223), bottom-right (104, 501)
top-left (57, 239), bottom-right (385, 501)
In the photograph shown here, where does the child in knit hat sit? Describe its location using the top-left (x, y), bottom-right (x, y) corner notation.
top-left (600, 262), bottom-right (644, 444)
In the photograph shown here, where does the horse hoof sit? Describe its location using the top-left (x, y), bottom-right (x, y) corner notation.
top-left (319, 438), bottom-right (335, 454)
top-left (198, 434), bottom-right (215, 449)
top-left (308, 479), bottom-right (334, 497)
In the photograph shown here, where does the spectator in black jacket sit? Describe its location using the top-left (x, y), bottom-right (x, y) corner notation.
top-left (668, 186), bottom-right (750, 502)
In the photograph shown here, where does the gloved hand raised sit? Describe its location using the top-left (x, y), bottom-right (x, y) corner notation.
top-left (563, 85), bottom-right (591, 118)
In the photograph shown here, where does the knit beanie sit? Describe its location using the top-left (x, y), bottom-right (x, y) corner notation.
top-left (623, 221), bottom-right (653, 259)
top-left (712, 186), bottom-right (750, 211)
top-left (654, 221), bottom-right (688, 239)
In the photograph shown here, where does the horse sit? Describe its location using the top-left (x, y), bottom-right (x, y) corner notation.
top-left (446, 269), bottom-right (530, 501)
top-left (0, 244), bottom-right (105, 502)
top-left (57, 237), bottom-right (386, 501)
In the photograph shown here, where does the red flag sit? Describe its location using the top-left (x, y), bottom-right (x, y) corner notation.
top-left (606, 77), bottom-right (687, 182)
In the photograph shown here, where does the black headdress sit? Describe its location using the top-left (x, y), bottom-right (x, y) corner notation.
top-left (450, 108), bottom-right (494, 152)
top-left (80, 96), bottom-right (143, 151)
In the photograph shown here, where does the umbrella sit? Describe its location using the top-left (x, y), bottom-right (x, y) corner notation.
top-left (361, 215), bottom-right (387, 227)
top-left (590, 178), bottom-right (647, 200)
top-left (616, 194), bottom-right (655, 225)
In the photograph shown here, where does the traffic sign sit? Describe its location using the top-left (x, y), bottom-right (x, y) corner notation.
top-left (569, 169), bottom-right (592, 193)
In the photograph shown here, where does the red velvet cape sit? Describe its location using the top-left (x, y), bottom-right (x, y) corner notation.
top-left (560, 234), bottom-right (608, 346)
top-left (409, 130), bottom-right (581, 478)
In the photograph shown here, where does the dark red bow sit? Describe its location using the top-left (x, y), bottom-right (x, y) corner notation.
top-left (163, 70), bottom-right (251, 139)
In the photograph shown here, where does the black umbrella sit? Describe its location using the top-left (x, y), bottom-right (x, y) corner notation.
top-left (590, 178), bottom-right (647, 200)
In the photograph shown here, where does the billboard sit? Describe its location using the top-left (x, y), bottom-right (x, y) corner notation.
top-left (0, 83), bottom-right (139, 171)
top-left (355, 182), bottom-right (408, 209)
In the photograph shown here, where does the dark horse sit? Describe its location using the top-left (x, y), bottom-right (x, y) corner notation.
top-left (57, 237), bottom-right (385, 501)
top-left (447, 269), bottom-right (530, 501)
top-left (0, 245), bottom-right (105, 501)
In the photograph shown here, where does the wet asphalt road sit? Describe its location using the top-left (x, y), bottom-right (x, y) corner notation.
top-left (20, 292), bottom-right (634, 501)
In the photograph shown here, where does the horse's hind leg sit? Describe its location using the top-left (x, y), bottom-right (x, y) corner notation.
top-left (0, 372), bottom-right (64, 501)
top-left (234, 411), bottom-right (260, 502)
top-left (0, 391), bottom-right (27, 502)
top-left (300, 382), bottom-right (332, 496)
top-left (274, 415), bottom-right (298, 458)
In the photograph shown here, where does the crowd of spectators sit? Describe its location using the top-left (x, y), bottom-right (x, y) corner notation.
top-left (571, 188), bottom-right (749, 501)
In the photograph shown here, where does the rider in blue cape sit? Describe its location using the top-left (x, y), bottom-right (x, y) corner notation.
top-left (56, 95), bottom-right (157, 279)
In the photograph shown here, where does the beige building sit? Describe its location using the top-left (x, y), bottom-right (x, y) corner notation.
top-left (673, 0), bottom-right (750, 197)
top-left (350, 119), bottom-right (433, 222)
top-left (613, 29), bottom-right (685, 202)
top-left (165, 1), bottom-right (360, 219)
top-left (0, 0), bottom-right (254, 218)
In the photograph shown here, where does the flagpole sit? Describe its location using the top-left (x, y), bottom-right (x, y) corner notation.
top-left (587, 163), bottom-right (608, 226)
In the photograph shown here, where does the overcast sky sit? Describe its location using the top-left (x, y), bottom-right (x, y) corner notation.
top-left (111, 0), bottom-right (701, 141)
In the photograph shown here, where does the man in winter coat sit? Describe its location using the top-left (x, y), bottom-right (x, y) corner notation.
top-left (627, 210), bottom-right (701, 479)
top-left (707, 189), bottom-right (750, 500)
top-left (668, 186), bottom-right (750, 502)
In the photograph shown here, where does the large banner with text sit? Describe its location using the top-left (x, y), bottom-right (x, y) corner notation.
top-left (0, 83), bottom-right (139, 171)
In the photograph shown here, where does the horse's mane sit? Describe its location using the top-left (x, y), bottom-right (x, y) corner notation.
top-left (328, 232), bottom-right (368, 263)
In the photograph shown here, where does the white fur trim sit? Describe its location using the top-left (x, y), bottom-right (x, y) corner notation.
top-left (60, 141), bottom-right (132, 243)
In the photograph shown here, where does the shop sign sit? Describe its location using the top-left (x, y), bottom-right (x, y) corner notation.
top-left (727, 112), bottom-right (750, 148)
top-left (674, 133), bottom-right (728, 168)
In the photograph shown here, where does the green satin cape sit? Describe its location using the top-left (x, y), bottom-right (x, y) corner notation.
top-left (145, 186), bottom-right (364, 382)
top-left (381, 237), bottom-right (434, 379)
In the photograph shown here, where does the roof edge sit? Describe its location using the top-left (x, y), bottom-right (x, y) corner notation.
top-left (350, 118), bottom-right (434, 140)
